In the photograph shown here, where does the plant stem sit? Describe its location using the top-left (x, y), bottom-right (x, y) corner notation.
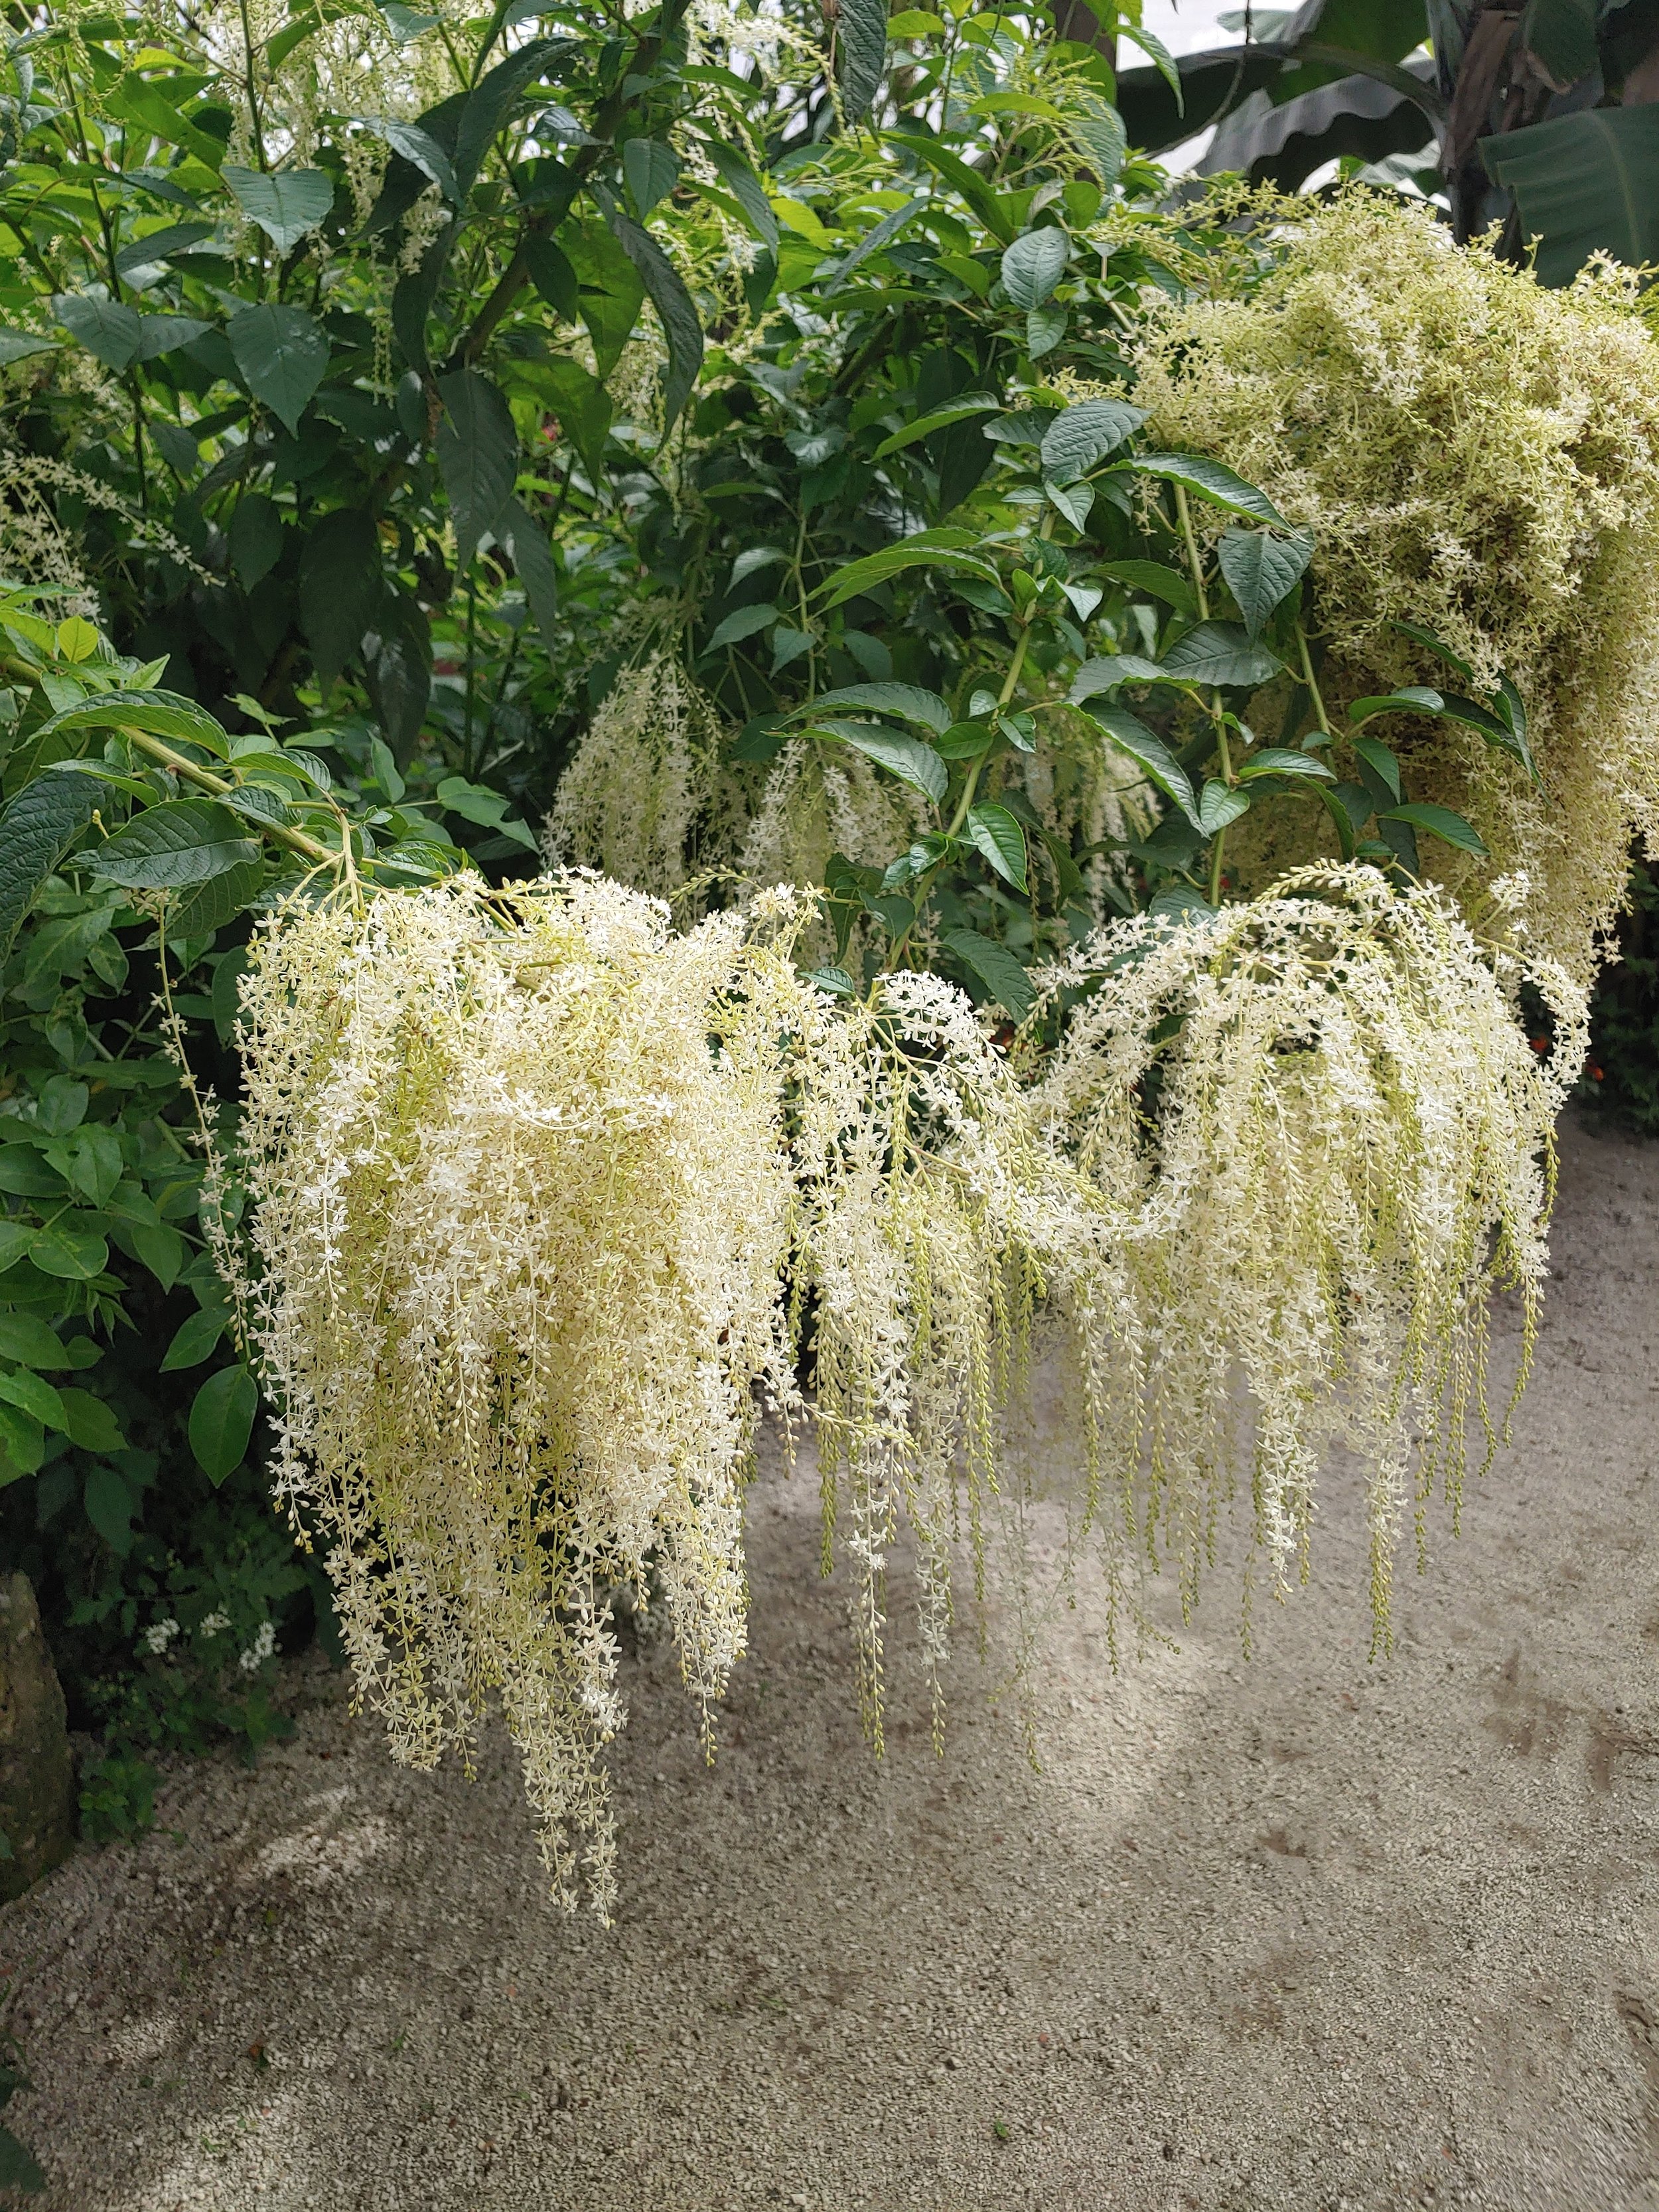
top-left (1174, 484), bottom-right (1209, 620)
top-left (1296, 621), bottom-right (1333, 739)
top-left (1208, 828), bottom-right (1226, 907)
top-left (117, 727), bottom-right (340, 867)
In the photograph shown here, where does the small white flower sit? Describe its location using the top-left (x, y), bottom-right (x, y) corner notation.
top-left (198, 1611), bottom-right (231, 1639)
top-left (237, 1620), bottom-right (277, 1674)
top-left (141, 1618), bottom-right (180, 1657)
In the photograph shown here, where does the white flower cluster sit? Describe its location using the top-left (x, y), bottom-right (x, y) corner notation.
top-left (236, 865), bottom-right (1569, 1906)
top-left (238, 1620), bottom-right (277, 1674)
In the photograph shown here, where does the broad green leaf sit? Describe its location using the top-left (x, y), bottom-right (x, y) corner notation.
top-left (87, 798), bottom-right (261, 889)
top-left (1196, 780), bottom-right (1251, 835)
top-left (453, 39), bottom-right (571, 197)
top-left (831, 197), bottom-right (928, 287)
top-left (0, 1406), bottom-right (43, 1478)
top-left (228, 303), bottom-right (329, 435)
top-left (528, 355), bottom-right (611, 477)
top-left (934, 720), bottom-right (996, 759)
top-left (703, 141), bottom-right (778, 248)
top-left (0, 1316), bottom-right (69, 1368)
top-left (1026, 304), bottom-right (1067, 358)
top-left (704, 602), bottom-right (776, 652)
top-left (0, 1223), bottom-right (36, 1272)
top-left (967, 801), bottom-right (1028, 891)
top-left (1001, 228), bottom-right (1070, 310)
top-left (33, 688), bottom-right (232, 757)
top-left (873, 394), bottom-right (1001, 459)
top-left (228, 492), bottom-right (285, 587)
top-left (623, 137), bottom-right (680, 218)
top-left (189, 1362), bottom-right (258, 1485)
top-left (885, 132), bottom-right (1016, 245)
top-left (1085, 705), bottom-right (1199, 825)
top-left (1121, 17), bottom-right (1183, 104)
top-left (83, 1461), bottom-right (135, 1552)
top-left (788, 684), bottom-right (952, 734)
top-left (1379, 801), bottom-right (1488, 856)
top-left (1039, 398), bottom-right (1146, 484)
top-left (161, 1306), bottom-right (228, 1371)
top-left (812, 722), bottom-right (948, 805)
top-left (135, 314), bottom-right (210, 362)
top-left (224, 165), bottom-right (335, 251)
top-left (0, 769), bottom-right (102, 960)
top-left (1160, 622), bottom-right (1284, 688)
top-left (0, 329), bottom-right (56, 366)
top-left (524, 235), bottom-right (577, 321)
top-left (1100, 559), bottom-right (1197, 616)
top-left (820, 528), bottom-right (996, 609)
top-left (57, 1386), bottom-right (124, 1452)
top-left (603, 206), bottom-right (703, 429)
top-left (55, 293), bottom-right (142, 370)
top-left (1236, 748), bottom-right (1334, 781)
top-left (501, 499), bottom-right (559, 651)
top-left (168, 857), bottom-right (265, 938)
top-left (1043, 476), bottom-right (1092, 531)
top-left (114, 222), bottom-right (215, 282)
top-left (31, 1219), bottom-right (108, 1280)
top-left (1218, 527), bottom-right (1315, 638)
top-left (1351, 733), bottom-right (1404, 802)
top-left (1392, 619), bottom-right (1475, 682)
top-left (299, 506), bottom-right (382, 694)
top-left (1482, 104), bottom-right (1659, 287)
top-left (437, 368), bottom-right (518, 567)
top-left (131, 1222), bottom-right (184, 1288)
top-left (381, 1), bottom-right (440, 41)
top-left (1069, 655), bottom-right (1167, 700)
top-left (943, 927), bottom-right (1034, 1019)
top-left (1113, 453), bottom-right (1287, 526)
top-left (1350, 685), bottom-right (1539, 779)
top-left (1066, 90), bottom-right (1127, 186)
top-left (0, 1368), bottom-right (64, 1431)
top-left (375, 120), bottom-right (458, 202)
top-left (837, 0), bottom-right (888, 120)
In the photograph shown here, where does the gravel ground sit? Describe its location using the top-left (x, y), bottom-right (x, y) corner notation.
top-left (6, 1114), bottom-right (1657, 2212)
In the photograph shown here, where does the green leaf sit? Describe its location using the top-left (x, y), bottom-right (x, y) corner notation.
top-left (161, 1306), bottom-right (229, 1372)
top-left (1217, 527), bottom-right (1315, 638)
top-left (131, 1222), bottom-right (184, 1288)
top-left (1114, 453), bottom-right (1287, 526)
top-left (228, 492), bottom-right (285, 588)
top-left (1521, 0), bottom-right (1599, 101)
top-left (1039, 398), bottom-right (1146, 484)
top-left (228, 303), bottom-right (329, 435)
top-left (0, 1406), bottom-right (42, 1479)
top-left (299, 506), bottom-right (383, 694)
top-left (0, 769), bottom-right (103, 961)
top-left (0, 328), bottom-right (56, 366)
top-left (704, 602), bottom-right (776, 652)
top-left (837, 0), bottom-right (888, 120)
top-left (0, 1223), bottom-right (35, 1272)
top-left (1068, 654), bottom-right (1167, 700)
top-left (788, 684), bottom-right (952, 734)
top-left (57, 1386), bottom-right (123, 1453)
top-left (501, 499), bottom-right (559, 651)
top-left (1121, 17), bottom-right (1183, 104)
top-left (83, 1461), bottom-right (135, 1552)
top-left (30, 1219), bottom-right (108, 1280)
top-left (189, 1363), bottom-right (258, 1485)
top-left (1236, 748), bottom-right (1335, 781)
top-left (819, 528), bottom-right (996, 609)
top-left (0, 1317), bottom-right (68, 1368)
top-left (1482, 107), bottom-right (1659, 287)
top-left (375, 120), bottom-right (458, 202)
top-left (1378, 801), bottom-right (1488, 857)
top-left (531, 355), bottom-right (612, 478)
top-left (1000, 228), bottom-right (1069, 310)
top-left (967, 801), bottom-right (1027, 891)
top-left (434, 776), bottom-right (538, 851)
top-left (453, 38), bottom-right (569, 197)
top-left (54, 293), bottom-right (142, 370)
top-left (0, 2121), bottom-right (44, 2193)
top-left (169, 859), bottom-right (265, 938)
top-left (873, 394), bottom-right (1002, 459)
top-left (1084, 705), bottom-right (1199, 825)
top-left (524, 236), bottom-right (577, 320)
top-left (88, 799), bottom-right (260, 890)
top-left (1043, 475), bottom-right (1092, 530)
top-left (623, 137), bottom-right (680, 218)
top-left (223, 165), bottom-right (334, 252)
top-left (1351, 733), bottom-right (1404, 802)
top-left (1350, 685), bottom-right (1539, 779)
top-left (885, 133), bottom-right (1016, 246)
top-left (1100, 559), bottom-right (1197, 617)
top-left (1160, 622), bottom-right (1284, 689)
top-left (1196, 780), bottom-right (1251, 834)
top-left (1066, 89), bottom-right (1127, 186)
top-left (436, 368), bottom-right (518, 567)
top-left (813, 723), bottom-right (948, 805)
top-left (943, 928), bottom-right (1034, 1020)
top-left (602, 206), bottom-right (703, 430)
top-left (33, 688), bottom-right (232, 758)
top-left (703, 141), bottom-right (778, 249)
top-left (0, 1368), bottom-right (64, 1431)
top-left (1025, 304), bottom-right (1068, 358)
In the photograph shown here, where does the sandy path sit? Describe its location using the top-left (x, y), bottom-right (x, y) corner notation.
top-left (7, 1116), bottom-right (1657, 2212)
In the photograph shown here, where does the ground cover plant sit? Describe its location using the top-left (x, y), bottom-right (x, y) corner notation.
top-left (0, 0), bottom-right (1654, 1904)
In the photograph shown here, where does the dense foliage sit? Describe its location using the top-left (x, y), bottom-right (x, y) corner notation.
top-left (0, 0), bottom-right (1652, 1881)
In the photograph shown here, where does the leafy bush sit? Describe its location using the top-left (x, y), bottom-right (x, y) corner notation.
top-left (0, 0), bottom-right (1651, 1901)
